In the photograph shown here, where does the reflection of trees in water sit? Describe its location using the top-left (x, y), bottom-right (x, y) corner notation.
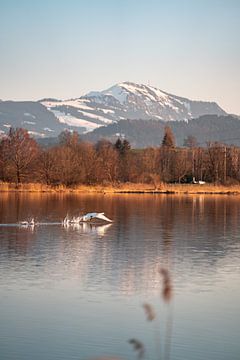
top-left (160, 196), bottom-right (175, 264)
top-left (0, 226), bottom-right (36, 259)
top-left (0, 194), bottom-right (240, 294)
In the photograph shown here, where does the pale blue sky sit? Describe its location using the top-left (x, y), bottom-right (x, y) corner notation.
top-left (0, 0), bottom-right (240, 113)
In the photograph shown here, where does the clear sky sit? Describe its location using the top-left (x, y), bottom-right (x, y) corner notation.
top-left (0, 0), bottom-right (240, 114)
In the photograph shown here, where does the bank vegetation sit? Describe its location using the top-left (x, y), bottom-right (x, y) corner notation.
top-left (1, 127), bottom-right (240, 194)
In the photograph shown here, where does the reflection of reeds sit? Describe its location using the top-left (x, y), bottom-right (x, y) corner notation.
top-left (143, 303), bottom-right (156, 321)
top-left (127, 267), bottom-right (174, 360)
top-left (95, 267), bottom-right (174, 360)
top-left (164, 310), bottom-right (173, 360)
top-left (158, 267), bottom-right (174, 360)
top-left (128, 339), bottom-right (145, 358)
top-left (143, 302), bottom-right (161, 360)
top-left (158, 267), bottom-right (173, 303)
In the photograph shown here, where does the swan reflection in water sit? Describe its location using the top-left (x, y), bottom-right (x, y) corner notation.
top-left (62, 221), bottom-right (112, 236)
top-left (19, 218), bottom-right (36, 227)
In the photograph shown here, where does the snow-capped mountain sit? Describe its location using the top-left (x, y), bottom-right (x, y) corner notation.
top-left (0, 82), bottom-right (227, 137)
top-left (0, 101), bottom-right (84, 138)
top-left (40, 82), bottom-right (226, 133)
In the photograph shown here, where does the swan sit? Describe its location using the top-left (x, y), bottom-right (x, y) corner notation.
top-left (80, 212), bottom-right (112, 223)
top-left (62, 212), bottom-right (112, 226)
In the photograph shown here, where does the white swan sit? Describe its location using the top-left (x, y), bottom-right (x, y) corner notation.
top-left (62, 212), bottom-right (112, 226)
top-left (80, 212), bottom-right (112, 223)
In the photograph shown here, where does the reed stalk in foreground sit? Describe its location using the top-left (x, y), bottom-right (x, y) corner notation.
top-left (127, 266), bottom-right (174, 360)
top-left (92, 267), bottom-right (174, 360)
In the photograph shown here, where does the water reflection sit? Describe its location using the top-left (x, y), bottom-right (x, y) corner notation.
top-left (0, 194), bottom-right (240, 294)
top-left (0, 194), bottom-right (240, 360)
top-left (63, 222), bottom-right (112, 237)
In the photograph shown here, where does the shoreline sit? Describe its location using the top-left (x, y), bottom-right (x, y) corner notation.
top-left (1, 182), bottom-right (240, 195)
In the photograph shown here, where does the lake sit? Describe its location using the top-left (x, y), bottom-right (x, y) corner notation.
top-left (0, 193), bottom-right (239, 360)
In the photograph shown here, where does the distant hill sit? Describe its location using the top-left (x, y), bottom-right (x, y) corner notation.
top-left (0, 101), bottom-right (83, 138)
top-left (82, 115), bottom-right (240, 148)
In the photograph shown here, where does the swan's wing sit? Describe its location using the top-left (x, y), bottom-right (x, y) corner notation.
top-left (83, 212), bottom-right (98, 221)
top-left (82, 212), bottom-right (112, 222)
top-left (95, 213), bottom-right (113, 222)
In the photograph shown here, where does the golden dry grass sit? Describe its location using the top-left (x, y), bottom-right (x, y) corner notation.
top-left (1, 181), bottom-right (240, 194)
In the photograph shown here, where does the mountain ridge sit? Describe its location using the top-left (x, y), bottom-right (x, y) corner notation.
top-left (41, 81), bottom-right (226, 131)
top-left (0, 81), bottom-right (229, 139)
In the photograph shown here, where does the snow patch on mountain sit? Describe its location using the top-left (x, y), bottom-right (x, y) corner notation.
top-left (102, 84), bottom-right (128, 104)
top-left (44, 127), bottom-right (55, 132)
top-left (24, 113), bottom-right (36, 118)
top-left (49, 109), bottom-right (99, 132)
top-left (23, 120), bottom-right (36, 125)
top-left (38, 81), bottom-right (226, 136)
top-left (41, 97), bottom-right (115, 132)
top-left (28, 130), bottom-right (45, 137)
top-left (77, 110), bottom-right (112, 123)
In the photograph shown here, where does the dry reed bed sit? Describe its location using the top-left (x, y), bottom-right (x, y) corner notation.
top-left (1, 181), bottom-right (240, 195)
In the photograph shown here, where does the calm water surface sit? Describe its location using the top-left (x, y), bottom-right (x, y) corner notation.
top-left (0, 193), bottom-right (240, 360)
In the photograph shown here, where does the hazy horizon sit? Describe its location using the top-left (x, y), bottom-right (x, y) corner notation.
top-left (1, 0), bottom-right (240, 114)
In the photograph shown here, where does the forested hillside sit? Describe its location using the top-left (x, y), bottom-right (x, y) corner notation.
top-left (83, 115), bottom-right (240, 148)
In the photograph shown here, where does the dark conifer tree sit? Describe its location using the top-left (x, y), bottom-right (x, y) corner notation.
top-left (114, 138), bottom-right (131, 156)
top-left (122, 139), bottom-right (131, 155)
top-left (114, 138), bottom-right (123, 153)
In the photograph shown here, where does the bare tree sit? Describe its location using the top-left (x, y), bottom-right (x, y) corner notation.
top-left (172, 149), bottom-right (191, 183)
top-left (37, 148), bottom-right (56, 185)
top-left (96, 140), bottom-right (119, 183)
top-left (58, 130), bottom-right (80, 147)
top-left (206, 142), bottom-right (227, 183)
top-left (2, 128), bottom-right (39, 184)
top-left (183, 135), bottom-right (198, 148)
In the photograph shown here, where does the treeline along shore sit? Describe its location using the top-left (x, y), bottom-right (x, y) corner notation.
top-left (1, 127), bottom-right (240, 194)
